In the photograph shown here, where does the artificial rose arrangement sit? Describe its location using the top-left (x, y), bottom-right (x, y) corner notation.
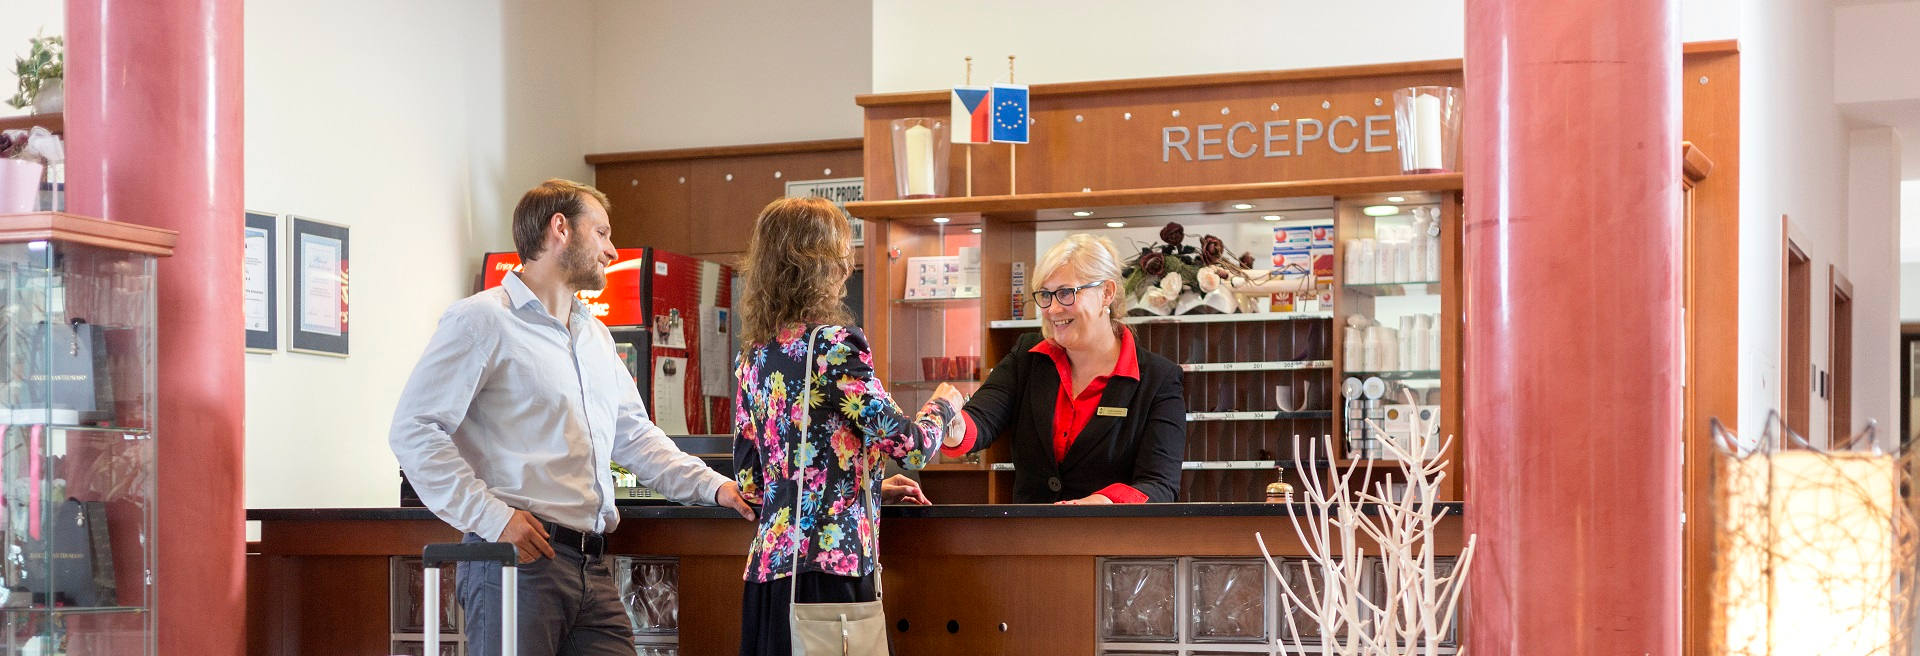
top-left (1119, 221), bottom-right (1265, 315)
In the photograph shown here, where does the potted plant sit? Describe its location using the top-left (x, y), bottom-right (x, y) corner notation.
top-left (7, 33), bottom-right (63, 115)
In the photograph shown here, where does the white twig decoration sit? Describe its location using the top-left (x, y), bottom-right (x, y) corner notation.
top-left (1256, 389), bottom-right (1477, 655)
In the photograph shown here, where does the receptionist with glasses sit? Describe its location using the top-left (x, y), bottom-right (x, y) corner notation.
top-left (938, 234), bottom-right (1187, 504)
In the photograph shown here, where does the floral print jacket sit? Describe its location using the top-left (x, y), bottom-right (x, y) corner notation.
top-left (733, 324), bottom-right (952, 582)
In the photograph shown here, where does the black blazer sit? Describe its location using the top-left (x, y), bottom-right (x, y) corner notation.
top-left (958, 332), bottom-right (1187, 503)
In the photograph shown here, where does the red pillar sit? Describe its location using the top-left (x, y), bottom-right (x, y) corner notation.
top-left (1462, 1), bottom-right (1681, 653)
top-left (64, 1), bottom-right (245, 654)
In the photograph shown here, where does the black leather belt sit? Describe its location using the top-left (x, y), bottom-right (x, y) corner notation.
top-left (544, 521), bottom-right (605, 557)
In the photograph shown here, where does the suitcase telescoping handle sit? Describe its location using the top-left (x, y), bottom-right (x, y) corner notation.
top-left (423, 542), bottom-right (519, 656)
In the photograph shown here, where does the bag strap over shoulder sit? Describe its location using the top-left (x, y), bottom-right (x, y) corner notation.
top-left (786, 325), bottom-right (885, 605)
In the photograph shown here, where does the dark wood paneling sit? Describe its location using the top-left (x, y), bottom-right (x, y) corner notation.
top-left (246, 554), bottom-right (393, 655)
top-left (598, 160), bottom-right (693, 253)
top-left (595, 144), bottom-right (863, 263)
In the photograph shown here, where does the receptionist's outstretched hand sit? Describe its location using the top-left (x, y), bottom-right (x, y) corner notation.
top-left (927, 383), bottom-right (969, 447)
top-left (1055, 493), bottom-right (1113, 506)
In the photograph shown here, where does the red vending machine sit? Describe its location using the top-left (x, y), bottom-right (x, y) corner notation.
top-left (477, 248), bottom-right (736, 433)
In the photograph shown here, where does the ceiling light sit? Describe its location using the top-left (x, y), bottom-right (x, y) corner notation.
top-left (970, 228), bottom-right (982, 234)
top-left (1387, 196), bottom-right (1406, 203)
top-left (1262, 215), bottom-right (1282, 222)
top-left (1073, 211), bottom-right (1093, 217)
top-left (1363, 205), bottom-right (1400, 217)
top-left (1106, 221), bottom-right (1126, 228)
top-left (932, 217), bottom-right (950, 223)
top-left (1232, 203), bottom-right (1255, 210)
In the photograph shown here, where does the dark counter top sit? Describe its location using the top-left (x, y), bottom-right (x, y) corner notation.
top-left (248, 502), bottom-right (1464, 523)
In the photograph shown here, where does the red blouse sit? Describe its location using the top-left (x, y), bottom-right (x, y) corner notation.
top-left (942, 328), bottom-right (1148, 504)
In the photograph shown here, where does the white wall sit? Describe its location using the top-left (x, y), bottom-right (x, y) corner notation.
top-left (1835, 1), bottom-right (1920, 106)
top-left (1737, 0), bottom-right (1853, 445)
top-left (587, 0), bottom-right (871, 151)
top-left (1847, 127), bottom-right (1901, 448)
top-left (0, 0), bottom-right (63, 119)
top-left (1904, 262), bottom-right (1920, 321)
top-left (871, 0), bottom-right (1739, 92)
top-left (244, 0), bottom-right (594, 508)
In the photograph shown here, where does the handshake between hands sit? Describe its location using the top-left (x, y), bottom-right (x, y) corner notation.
top-left (880, 382), bottom-right (973, 508)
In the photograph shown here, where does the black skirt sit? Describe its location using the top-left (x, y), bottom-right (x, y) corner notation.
top-left (739, 571), bottom-right (880, 656)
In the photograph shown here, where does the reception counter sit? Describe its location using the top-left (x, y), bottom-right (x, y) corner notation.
top-left (246, 503), bottom-right (1464, 655)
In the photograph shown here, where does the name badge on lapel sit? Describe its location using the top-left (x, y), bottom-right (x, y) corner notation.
top-left (1096, 406), bottom-right (1128, 418)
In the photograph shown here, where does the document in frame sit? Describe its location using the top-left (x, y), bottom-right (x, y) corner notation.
top-left (298, 233), bottom-right (342, 336)
top-left (652, 356), bottom-right (690, 434)
top-left (699, 308), bottom-right (732, 398)
top-left (243, 226), bottom-right (271, 332)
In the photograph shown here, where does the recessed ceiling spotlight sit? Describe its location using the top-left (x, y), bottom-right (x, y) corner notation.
top-left (1386, 196), bottom-right (1406, 203)
top-left (1106, 221), bottom-right (1126, 228)
top-left (1262, 215), bottom-right (1282, 222)
top-left (932, 217), bottom-right (950, 223)
top-left (970, 227), bottom-right (982, 234)
top-left (1232, 203), bottom-right (1255, 210)
top-left (1073, 211), bottom-right (1093, 217)
top-left (1362, 205), bottom-right (1399, 217)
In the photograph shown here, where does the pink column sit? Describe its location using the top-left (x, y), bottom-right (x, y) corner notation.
top-left (64, 1), bottom-right (245, 655)
top-left (1461, 1), bottom-right (1681, 653)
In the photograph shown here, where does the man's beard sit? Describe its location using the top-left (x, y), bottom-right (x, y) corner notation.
top-left (560, 234), bottom-right (606, 290)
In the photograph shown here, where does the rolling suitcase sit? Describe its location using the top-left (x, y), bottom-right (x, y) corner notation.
top-left (422, 542), bottom-right (519, 656)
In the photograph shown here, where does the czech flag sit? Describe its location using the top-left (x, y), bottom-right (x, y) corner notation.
top-left (951, 86), bottom-right (991, 144)
top-left (990, 83), bottom-right (1029, 144)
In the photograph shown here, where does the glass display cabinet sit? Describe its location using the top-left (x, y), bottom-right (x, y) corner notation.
top-left (0, 212), bottom-right (174, 656)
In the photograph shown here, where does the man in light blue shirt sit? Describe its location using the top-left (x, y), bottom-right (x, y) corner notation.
top-left (390, 178), bottom-right (753, 656)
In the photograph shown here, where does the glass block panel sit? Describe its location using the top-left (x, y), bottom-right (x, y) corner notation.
top-left (1188, 559), bottom-right (1267, 643)
top-left (1274, 558), bottom-right (1324, 645)
top-left (392, 557), bottom-right (459, 634)
top-left (1100, 558), bottom-right (1177, 642)
top-left (636, 646), bottom-right (678, 656)
top-left (616, 557), bottom-right (679, 635)
top-left (1099, 652), bottom-right (1174, 656)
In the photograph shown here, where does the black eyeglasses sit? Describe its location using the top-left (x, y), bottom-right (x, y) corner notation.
top-left (1032, 281), bottom-right (1107, 309)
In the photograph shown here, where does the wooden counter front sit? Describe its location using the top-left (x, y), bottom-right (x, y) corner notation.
top-left (247, 505), bottom-right (1463, 655)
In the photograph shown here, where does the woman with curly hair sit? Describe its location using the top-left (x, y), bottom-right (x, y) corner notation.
top-left (731, 196), bottom-right (963, 655)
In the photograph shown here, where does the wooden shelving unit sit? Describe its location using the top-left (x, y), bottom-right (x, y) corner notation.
top-left (0, 112), bottom-right (62, 134)
top-left (849, 175), bottom-right (1466, 503)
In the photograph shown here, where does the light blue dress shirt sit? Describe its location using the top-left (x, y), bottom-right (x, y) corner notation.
top-left (389, 272), bottom-right (727, 540)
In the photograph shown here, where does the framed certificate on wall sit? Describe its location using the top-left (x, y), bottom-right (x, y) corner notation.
top-left (244, 211), bottom-right (278, 352)
top-left (289, 216), bottom-right (349, 357)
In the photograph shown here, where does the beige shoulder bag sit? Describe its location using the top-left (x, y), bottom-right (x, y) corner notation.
top-left (788, 325), bottom-right (889, 656)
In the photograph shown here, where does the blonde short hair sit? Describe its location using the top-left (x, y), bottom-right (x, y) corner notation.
top-left (1032, 234), bottom-right (1127, 339)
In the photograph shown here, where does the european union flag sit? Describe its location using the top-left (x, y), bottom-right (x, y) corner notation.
top-left (990, 83), bottom-right (1029, 144)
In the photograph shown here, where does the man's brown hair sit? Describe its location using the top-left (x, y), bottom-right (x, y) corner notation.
top-left (512, 179), bottom-right (612, 261)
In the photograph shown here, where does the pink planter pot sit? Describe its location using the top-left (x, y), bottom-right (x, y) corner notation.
top-left (0, 159), bottom-right (44, 213)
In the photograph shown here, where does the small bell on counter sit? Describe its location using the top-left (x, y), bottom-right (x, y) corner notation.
top-left (1265, 467), bottom-right (1295, 504)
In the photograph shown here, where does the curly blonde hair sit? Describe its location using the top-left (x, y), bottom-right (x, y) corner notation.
top-left (739, 197), bottom-right (856, 344)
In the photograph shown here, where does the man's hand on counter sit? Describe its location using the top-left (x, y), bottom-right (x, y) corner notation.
top-left (1055, 493), bottom-right (1113, 506)
top-left (881, 475), bottom-right (931, 505)
top-left (715, 481), bottom-right (756, 521)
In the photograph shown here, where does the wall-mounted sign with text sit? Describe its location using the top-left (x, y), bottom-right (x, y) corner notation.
top-left (786, 177), bottom-right (866, 245)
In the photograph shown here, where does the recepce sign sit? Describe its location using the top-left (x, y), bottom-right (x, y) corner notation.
top-left (1161, 114), bottom-right (1395, 162)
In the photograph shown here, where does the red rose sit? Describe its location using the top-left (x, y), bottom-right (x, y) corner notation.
top-left (1139, 251), bottom-right (1167, 277)
top-left (1159, 222), bottom-right (1186, 247)
top-left (1199, 235), bottom-right (1225, 266)
top-left (1239, 253), bottom-right (1256, 269)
